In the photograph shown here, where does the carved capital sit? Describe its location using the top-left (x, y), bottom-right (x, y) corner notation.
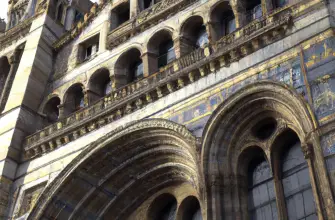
top-left (301, 143), bottom-right (313, 159)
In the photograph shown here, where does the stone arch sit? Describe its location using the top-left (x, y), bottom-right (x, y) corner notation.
top-left (208, 0), bottom-right (236, 41)
top-left (62, 83), bottom-right (86, 116)
top-left (28, 119), bottom-right (201, 220)
top-left (179, 15), bottom-right (209, 55)
top-left (87, 68), bottom-right (111, 101)
top-left (146, 28), bottom-right (176, 74)
top-left (42, 96), bottom-right (61, 123)
top-left (114, 47), bottom-right (143, 86)
top-left (176, 195), bottom-right (202, 220)
top-left (200, 80), bottom-right (335, 219)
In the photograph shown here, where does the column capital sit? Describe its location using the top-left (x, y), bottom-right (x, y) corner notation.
top-left (301, 143), bottom-right (313, 159)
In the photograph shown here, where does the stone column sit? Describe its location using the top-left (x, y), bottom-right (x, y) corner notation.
top-left (173, 36), bottom-right (194, 58)
top-left (142, 52), bottom-right (158, 76)
top-left (262, 0), bottom-right (274, 15)
top-left (0, 50), bottom-right (21, 113)
top-left (6, 0), bottom-right (14, 30)
top-left (57, 104), bottom-right (65, 119)
top-left (230, 0), bottom-right (247, 28)
top-left (129, 0), bottom-right (139, 18)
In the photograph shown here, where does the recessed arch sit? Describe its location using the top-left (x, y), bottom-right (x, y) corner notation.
top-left (27, 119), bottom-right (200, 220)
top-left (88, 68), bottom-right (111, 101)
top-left (176, 196), bottom-right (202, 220)
top-left (148, 193), bottom-right (178, 220)
top-left (114, 47), bottom-right (143, 86)
top-left (201, 80), bottom-right (317, 219)
top-left (63, 83), bottom-right (86, 116)
top-left (43, 96), bottom-right (61, 123)
top-left (209, 0), bottom-right (235, 41)
top-left (146, 28), bottom-right (176, 74)
top-left (179, 15), bottom-right (208, 55)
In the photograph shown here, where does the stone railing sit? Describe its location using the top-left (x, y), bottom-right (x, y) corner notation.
top-left (107, 0), bottom-right (198, 49)
top-left (23, 5), bottom-right (296, 159)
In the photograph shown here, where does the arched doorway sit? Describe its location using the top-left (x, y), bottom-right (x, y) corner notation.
top-left (28, 119), bottom-right (201, 220)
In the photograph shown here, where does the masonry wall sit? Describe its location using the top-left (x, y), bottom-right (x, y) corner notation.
top-left (3, 0), bottom-right (335, 219)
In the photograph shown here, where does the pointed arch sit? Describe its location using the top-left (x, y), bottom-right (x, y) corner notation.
top-left (28, 119), bottom-right (201, 220)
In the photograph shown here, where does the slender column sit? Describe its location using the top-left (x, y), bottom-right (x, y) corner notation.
top-left (0, 50), bottom-right (21, 113)
top-left (308, 133), bottom-right (335, 219)
top-left (230, 0), bottom-right (246, 28)
top-left (130, 0), bottom-right (139, 18)
top-left (302, 143), bottom-right (324, 220)
top-left (173, 36), bottom-right (194, 58)
top-left (6, 0), bottom-right (14, 30)
top-left (141, 52), bottom-right (157, 76)
top-left (58, 104), bottom-right (65, 119)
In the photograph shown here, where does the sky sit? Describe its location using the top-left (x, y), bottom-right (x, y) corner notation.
top-left (0, 0), bottom-right (99, 22)
top-left (0, 0), bottom-right (8, 21)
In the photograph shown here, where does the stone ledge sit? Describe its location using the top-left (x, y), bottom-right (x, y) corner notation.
top-left (23, 7), bottom-right (295, 160)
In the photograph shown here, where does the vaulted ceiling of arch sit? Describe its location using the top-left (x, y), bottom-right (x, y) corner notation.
top-left (33, 123), bottom-right (200, 220)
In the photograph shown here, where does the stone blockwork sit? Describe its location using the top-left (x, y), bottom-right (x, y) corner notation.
top-left (1, 0), bottom-right (335, 219)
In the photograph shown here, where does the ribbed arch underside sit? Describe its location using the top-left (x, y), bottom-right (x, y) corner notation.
top-left (30, 120), bottom-right (199, 220)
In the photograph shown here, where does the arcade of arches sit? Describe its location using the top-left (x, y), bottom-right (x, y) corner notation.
top-left (28, 82), bottom-right (335, 220)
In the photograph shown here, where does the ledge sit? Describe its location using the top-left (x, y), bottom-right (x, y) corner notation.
top-left (22, 3), bottom-right (309, 160)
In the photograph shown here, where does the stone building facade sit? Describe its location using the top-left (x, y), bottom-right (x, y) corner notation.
top-left (0, 0), bottom-right (335, 219)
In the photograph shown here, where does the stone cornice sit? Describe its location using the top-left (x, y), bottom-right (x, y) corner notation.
top-left (107, 0), bottom-right (198, 50)
top-left (22, 4), bottom-right (300, 160)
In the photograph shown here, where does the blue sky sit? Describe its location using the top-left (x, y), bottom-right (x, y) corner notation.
top-left (0, 0), bottom-right (99, 22)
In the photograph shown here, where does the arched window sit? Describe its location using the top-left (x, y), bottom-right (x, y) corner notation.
top-left (43, 97), bottom-right (61, 123)
top-left (247, 151), bottom-right (278, 220)
top-left (180, 16), bottom-right (209, 56)
top-left (278, 130), bottom-right (317, 220)
top-left (0, 57), bottom-right (10, 99)
top-left (88, 68), bottom-right (111, 102)
top-left (177, 196), bottom-right (203, 220)
top-left (210, 1), bottom-right (236, 41)
top-left (63, 84), bottom-right (85, 116)
top-left (148, 194), bottom-right (177, 220)
top-left (114, 48), bottom-right (143, 85)
top-left (147, 30), bottom-right (176, 74)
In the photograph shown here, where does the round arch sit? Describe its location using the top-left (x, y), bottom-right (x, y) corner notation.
top-left (200, 80), bottom-right (325, 219)
top-left (87, 67), bottom-right (111, 98)
top-left (28, 119), bottom-right (201, 220)
top-left (114, 47), bottom-right (143, 85)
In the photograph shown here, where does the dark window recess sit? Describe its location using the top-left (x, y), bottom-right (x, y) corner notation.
top-left (252, 118), bottom-right (277, 140)
top-left (248, 156), bottom-right (278, 220)
top-left (158, 40), bottom-right (175, 68)
top-left (246, 0), bottom-right (262, 22)
top-left (56, 4), bottom-right (64, 23)
top-left (110, 3), bottom-right (130, 30)
top-left (131, 61), bottom-right (144, 80)
top-left (281, 136), bottom-right (318, 220)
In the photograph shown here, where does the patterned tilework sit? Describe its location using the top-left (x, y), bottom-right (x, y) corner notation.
top-left (304, 37), bottom-right (335, 123)
top-left (166, 56), bottom-right (305, 137)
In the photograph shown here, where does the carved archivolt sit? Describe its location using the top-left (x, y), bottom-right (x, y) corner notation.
top-left (200, 80), bottom-right (335, 219)
top-left (27, 119), bottom-right (200, 220)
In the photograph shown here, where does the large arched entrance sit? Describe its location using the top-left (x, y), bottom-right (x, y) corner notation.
top-left (201, 81), bottom-right (335, 220)
top-left (28, 119), bottom-right (202, 220)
